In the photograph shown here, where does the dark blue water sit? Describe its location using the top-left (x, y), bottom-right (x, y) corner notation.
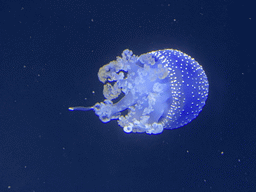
top-left (0, 1), bottom-right (254, 192)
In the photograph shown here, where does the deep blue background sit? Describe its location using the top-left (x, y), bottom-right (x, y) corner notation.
top-left (0, 0), bottom-right (255, 192)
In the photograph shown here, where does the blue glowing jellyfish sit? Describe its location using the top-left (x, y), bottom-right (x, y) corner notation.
top-left (69, 49), bottom-right (209, 134)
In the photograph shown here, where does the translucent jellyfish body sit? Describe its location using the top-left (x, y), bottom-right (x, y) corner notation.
top-left (69, 49), bottom-right (209, 134)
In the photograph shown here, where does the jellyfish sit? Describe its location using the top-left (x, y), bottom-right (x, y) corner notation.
top-left (69, 49), bottom-right (209, 134)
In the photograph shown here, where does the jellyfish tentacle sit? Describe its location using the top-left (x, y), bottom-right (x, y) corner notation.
top-left (68, 106), bottom-right (93, 111)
